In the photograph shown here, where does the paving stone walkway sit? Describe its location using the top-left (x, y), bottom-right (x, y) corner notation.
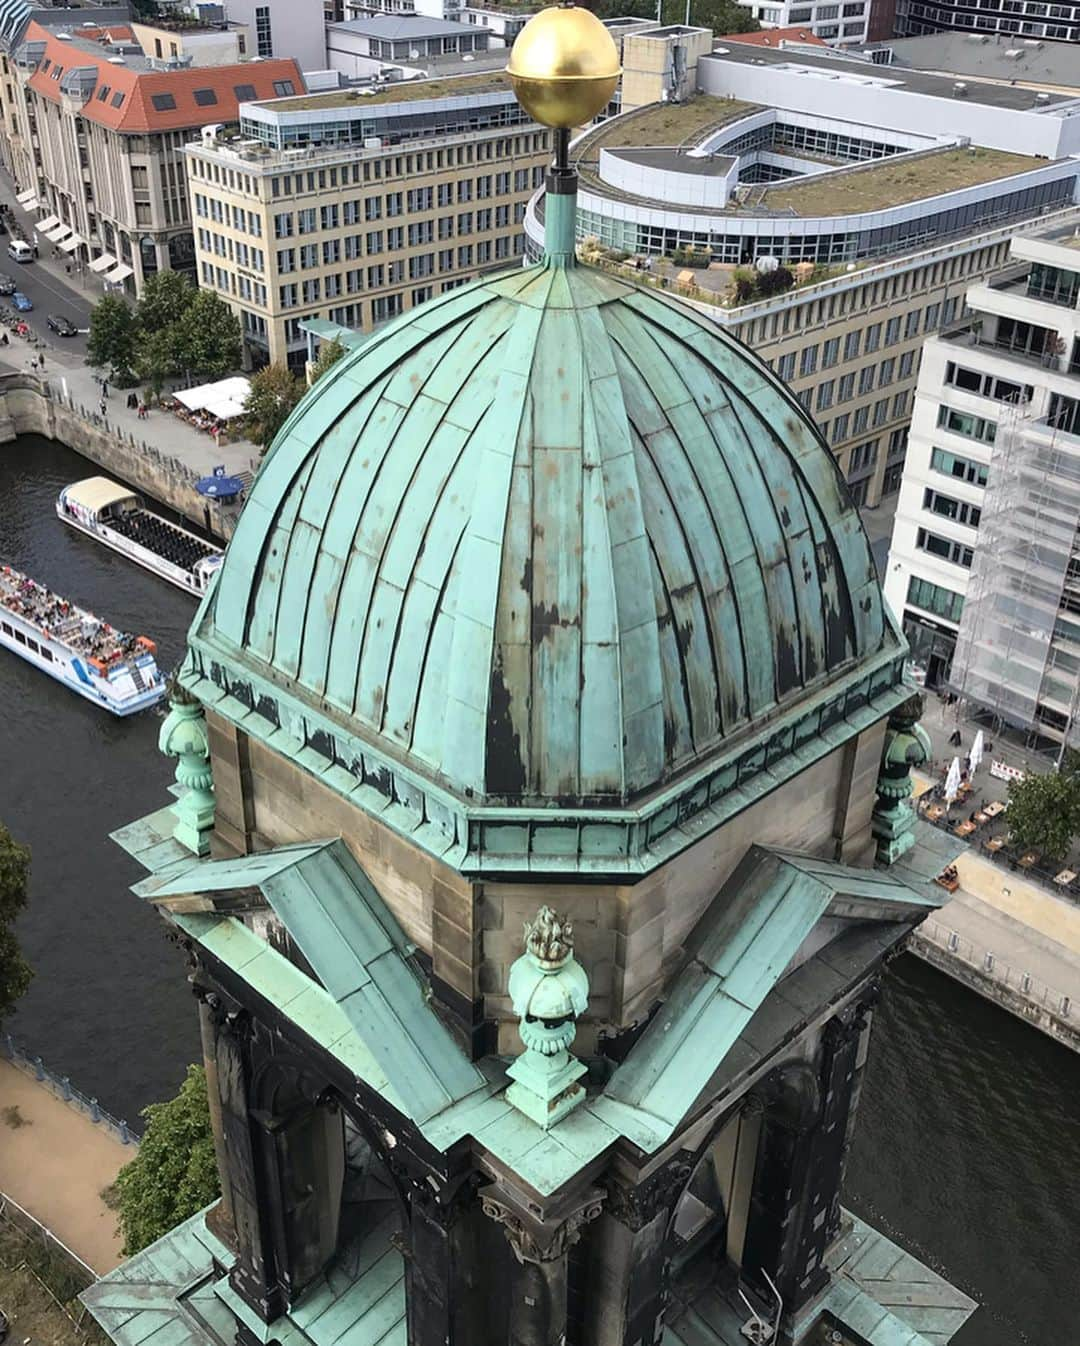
top-left (0, 1058), bottom-right (129, 1274)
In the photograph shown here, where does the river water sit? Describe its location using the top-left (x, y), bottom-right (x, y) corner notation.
top-left (3, 434), bottom-right (1078, 1344)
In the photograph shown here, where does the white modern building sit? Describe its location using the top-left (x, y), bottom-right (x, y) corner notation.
top-left (326, 14), bottom-right (489, 77)
top-left (732, 0), bottom-right (873, 45)
top-left (222, 0), bottom-right (328, 71)
top-left (885, 218), bottom-right (1080, 746)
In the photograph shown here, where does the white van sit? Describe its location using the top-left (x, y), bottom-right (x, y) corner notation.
top-left (7, 240), bottom-right (33, 263)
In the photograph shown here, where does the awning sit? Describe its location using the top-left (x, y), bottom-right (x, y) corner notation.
top-left (15, 188), bottom-right (36, 204)
top-left (44, 224), bottom-right (70, 242)
top-left (89, 252), bottom-right (116, 273)
top-left (104, 262), bottom-right (134, 283)
top-left (19, 197), bottom-right (39, 213)
top-left (59, 234), bottom-right (83, 253)
top-left (35, 213), bottom-right (59, 233)
top-left (174, 375), bottom-right (251, 414)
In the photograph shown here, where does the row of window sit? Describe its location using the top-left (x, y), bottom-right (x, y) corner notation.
top-left (916, 527), bottom-right (974, 569)
top-left (930, 446), bottom-right (988, 488)
top-left (937, 403), bottom-right (998, 445)
top-left (780, 310), bottom-right (933, 384)
top-left (0, 621), bottom-right (53, 659)
top-left (944, 361), bottom-right (1032, 406)
top-left (906, 575), bottom-right (965, 624)
top-left (923, 487), bottom-right (982, 529)
top-left (820, 391), bottom-right (911, 447)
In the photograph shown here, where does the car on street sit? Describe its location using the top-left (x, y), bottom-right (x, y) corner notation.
top-left (13, 291), bottom-right (32, 312)
top-left (0, 274), bottom-right (15, 296)
top-left (47, 313), bottom-right (77, 337)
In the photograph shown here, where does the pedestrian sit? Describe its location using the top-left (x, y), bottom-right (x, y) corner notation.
top-left (127, 391), bottom-right (137, 410)
top-left (101, 378), bottom-right (108, 398)
top-left (99, 397), bottom-right (106, 417)
top-left (1, 332), bottom-right (8, 346)
top-left (65, 263), bottom-right (71, 275)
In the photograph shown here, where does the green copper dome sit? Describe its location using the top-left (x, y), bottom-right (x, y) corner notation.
top-left (190, 260), bottom-right (899, 810)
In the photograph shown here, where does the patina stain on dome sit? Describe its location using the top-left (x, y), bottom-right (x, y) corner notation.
top-left (194, 263), bottom-right (896, 808)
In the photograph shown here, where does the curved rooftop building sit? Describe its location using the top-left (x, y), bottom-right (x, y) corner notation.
top-left (86, 13), bottom-right (975, 1346)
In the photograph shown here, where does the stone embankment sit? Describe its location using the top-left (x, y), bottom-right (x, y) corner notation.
top-left (0, 372), bottom-right (240, 540)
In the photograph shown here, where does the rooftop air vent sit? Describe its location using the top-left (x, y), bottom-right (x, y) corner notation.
top-left (1036, 91), bottom-right (1051, 103)
top-left (953, 81), bottom-right (968, 96)
top-left (108, 56), bottom-right (124, 64)
top-left (55, 31), bottom-right (71, 40)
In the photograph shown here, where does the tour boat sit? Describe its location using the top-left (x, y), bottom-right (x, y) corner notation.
top-left (0, 565), bottom-right (165, 716)
top-left (56, 477), bottom-right (224, 596)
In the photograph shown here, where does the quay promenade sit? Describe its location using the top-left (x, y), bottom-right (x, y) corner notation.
top-left (0, 1053), bottom-right (129, 1275)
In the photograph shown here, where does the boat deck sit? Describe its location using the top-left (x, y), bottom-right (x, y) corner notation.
top-left (0, 566), bottom-right (143, 664)
top-left (106, 508), bottom-right (218, 574)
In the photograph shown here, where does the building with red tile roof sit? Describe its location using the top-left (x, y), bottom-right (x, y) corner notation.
top-left (0, 18), bottom-right (303, 293)
top-left (724, 26), bottom-right (827, 46)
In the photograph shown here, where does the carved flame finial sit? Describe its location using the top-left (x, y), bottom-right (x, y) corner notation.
top-left (524, 905), bottom-right (574, 968)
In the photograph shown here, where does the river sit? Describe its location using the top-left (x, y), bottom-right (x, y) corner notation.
top-left (3, 434), bottom-right (1079, 1344)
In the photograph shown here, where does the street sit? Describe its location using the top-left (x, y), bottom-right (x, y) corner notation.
top-left (0, 246), bottom-right (91, 362)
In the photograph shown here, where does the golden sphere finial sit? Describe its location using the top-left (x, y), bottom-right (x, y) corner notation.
top-left (506, 5), bottom-right (621, 131)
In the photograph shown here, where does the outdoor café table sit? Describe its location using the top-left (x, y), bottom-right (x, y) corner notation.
top-left (925, 804), bottom-right (947, 821)
top-left (953, 821), bottom-right (977, 838)
top-left (985, 837), bottom-right (1006, 853)
top-left (1054, 869), bottom-right (1077, 886)
top-left (984, 800), bottom-right (1006, 818)
top-left (1019, 852), bottom-right (1038, 868)
top-left (974, 810), bottom-right (990, 824)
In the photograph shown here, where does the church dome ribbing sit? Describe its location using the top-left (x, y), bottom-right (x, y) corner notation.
top-left (193, 260), bottom-right (897, 808)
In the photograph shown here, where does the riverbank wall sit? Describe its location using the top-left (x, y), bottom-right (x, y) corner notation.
top-left (0, 373), bottom-right (239, 541)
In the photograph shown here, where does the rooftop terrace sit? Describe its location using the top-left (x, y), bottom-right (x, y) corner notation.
top-left (573, 96), bottom-right (760, 165)
top-left (256, 71), bottom-right (511, 113)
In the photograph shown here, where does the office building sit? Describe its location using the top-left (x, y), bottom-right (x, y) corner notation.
top-left (326, 14), bottom-right (490, 79)
top-left (222, 0), bottom-right (329, 71)
top-left (525, 42), bottom-right (1080, 504)
top-left (731, 0), bottom-right (876, 45)
top-left (884, 217), bottom-right (1080, 749)
top-left (894, 0), bottom-right (1080, 42)
top-left (185, 72), bottom-right (549, 367)
top-left (864, 31), bottom-right (1080, 87)
top-left (0, 13), bottom-right (302, 291)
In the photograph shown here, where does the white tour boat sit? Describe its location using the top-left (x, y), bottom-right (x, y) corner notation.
top-left (56, 477), bottom-right (224, 596)
top-left (0, 565), bottom-right (165, 716)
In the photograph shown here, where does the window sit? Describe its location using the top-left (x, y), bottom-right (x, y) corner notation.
top-left (831, 412), bottom-right (849, 445)
top-left (923, 487), bottom-right (981, 528)
top-left (858, 365), bottom-right (875, 396)
top-left (111, 91), bottom-right (124, 108)
top-left (873, 397), bottom-right (889, 428)
top-left (150, 93), bottom-right (176, 111)
top-left (274, 212), bottom-right (293, 239)
top-left (864, 323), bottom-right (881, 353)
top-left (904, 310), bottom-right (920, 340)
top-left (800, 344), bottom-right (818, 377)
top-left (853, 406), bottom-right (869, 435)
top-left (892, 391), bottom-right (909, 419)
top-left (943, 362), bottom-right (1031, 404)
top-left (822, 337), bottom-right (840, 368)
top-left (234, 83), bottom-right (257, 101)
top-left (930, 447), bottom-right (988, 488)
top-left (273, 81), bottom-right (295, 97)
top-left (848, 438), bottom-right (878, 475)
top-left (899, 350), bottom-right (917, 379)
top-left (816, 380), bottom-right (834, 412)
top-left (838, 372), bottom-right (855, 402)
top-left (844, 330), bottom-right (861, 361)
top-left (907, 576), bottom-right (964, 623)
top-left (916, 527), bottom-right (974, 568)
top-left (924, 302), bottom-right (941, 331)
top-left (777, 352), bottom-right (796, 382)
top-left (937, 404), bottom-right (997, 444)
top-left (885, 316), bottom-right (901, 345)
top-left (297, 208), bottom-right (316, 235)
top-left (193, 89), bottom-right (218, 107)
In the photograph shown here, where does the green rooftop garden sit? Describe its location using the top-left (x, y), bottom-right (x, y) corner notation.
top-left (575, 96), bottom-right (760, 163)
top-left (263, 71), bottom-right (511, 113)
top-left (762, 146), bottom-right (1042, 217)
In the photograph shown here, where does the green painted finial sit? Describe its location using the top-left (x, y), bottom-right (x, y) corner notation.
top-left (505, 905), bottom-right (589, 1129)
top-left (158, 674), bottom-right (215, 857)
top-left (872, 692), bottom-right (931, 865)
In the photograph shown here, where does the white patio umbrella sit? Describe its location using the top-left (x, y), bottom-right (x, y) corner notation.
top-left (944, 756), bottom-right (963, 804)
top-left (969, 729), bottom-right (985, 773)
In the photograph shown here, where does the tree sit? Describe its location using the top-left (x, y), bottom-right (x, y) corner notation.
top-left (311, 337), bottom-right (346, 383)
top-left (115, 1064), bottom-right (220, 1255)
top-left (135, 326), bottom-right (182, 401)
top-left (0, 822), bottom-right (33, 1028)
top-left (244, 363), bottom-right (304, 451)
top-left (1006, 765), bottom-right (1080, 864)
top-left (136, 270), bottom-right (194, 335)
top-left (175, 290), bottom-right (242, 381)
top-left (86, 295), bottom-right (138, 380)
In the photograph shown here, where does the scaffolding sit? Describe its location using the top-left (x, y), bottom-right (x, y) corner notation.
top-left (950, 398), bottom-right (1080, 750)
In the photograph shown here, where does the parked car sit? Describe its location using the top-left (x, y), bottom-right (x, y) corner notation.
top-left (0, 273), bottom-right (15, 296)
top-left (47, 313), bottom-right (77, 337)
top-left (13, 291), bottom-right (32, 312)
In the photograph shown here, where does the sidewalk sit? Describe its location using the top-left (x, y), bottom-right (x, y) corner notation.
top-left (0, 1058), bottom-right (128, 1274)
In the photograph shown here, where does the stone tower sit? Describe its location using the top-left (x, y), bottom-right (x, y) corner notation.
top-left (85, 10), bottom-right (972, 1346)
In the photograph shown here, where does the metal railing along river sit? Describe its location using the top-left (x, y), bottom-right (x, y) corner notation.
top-left (1, 1032), bottom-right (139, 1145)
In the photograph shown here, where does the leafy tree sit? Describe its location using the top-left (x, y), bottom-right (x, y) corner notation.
top-left (135, 270), bottom-right (194, 335)
top-left (86, 295), bottom-right (138, 380)
top-left (136, 326), bottom-right (182, 401)
top-left (311, 337), bottom-right (346, 383)
top-left (115, 1064), bottom-right (220, 1255)
top-left (244, 363), bottom-right (304, 450)
top-left (1006, 765), bottom-right (1080, 864)
top-left (0, 822), bottom-right (33, 1028)
top-left (175, 290), bottom-right (242, 381)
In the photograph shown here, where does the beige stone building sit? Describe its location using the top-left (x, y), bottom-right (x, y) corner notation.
top-left (0, 16), bottom-right (302, 291)
top-left (185, 73), bottom-right (550, 368)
